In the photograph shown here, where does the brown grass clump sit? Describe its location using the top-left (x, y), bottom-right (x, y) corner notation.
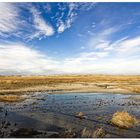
top-left (81, 127), bottom-right (106, 138)
top-left (59, 128), bottom-right (76, 138)
top-left (0, 95), bottom-right (25, 102)
top-left (81, 128), bottom-right (91, 138)
top-left (111, 111), bottom-right (139, 129)
top-left (92, 127), bottom-right (106, 138)
top-left (75, 112), bottom-right (86, 119)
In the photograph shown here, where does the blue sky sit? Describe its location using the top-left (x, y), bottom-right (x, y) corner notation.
top-left (0, 2), bottom-right (140, 75)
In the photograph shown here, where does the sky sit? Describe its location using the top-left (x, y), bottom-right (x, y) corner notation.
top-left (0, 2), bottom-right (140, 75)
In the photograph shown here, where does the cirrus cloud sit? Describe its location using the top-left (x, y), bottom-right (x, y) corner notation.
top-left (28, 6), bottom-right (54, 40)
top-left (0, 3), bottom-right (20, 35)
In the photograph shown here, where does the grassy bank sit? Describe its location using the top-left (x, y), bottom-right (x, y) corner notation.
top-left (0, 75), bottom-right (140, 94)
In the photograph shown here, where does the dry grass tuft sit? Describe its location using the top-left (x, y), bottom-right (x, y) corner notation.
top-left (0, 95), bottom-right (25, 102)
top-left (81, 127), bottom-right (106, 138)
top-left (75, 112), bottom-right (86, 119)
top-left (81, 127), bottom-right (91, 138)
top-left (111, 111), bottom-right (139, 129)
top-left (92, 127), bottom-right (106, 138)
top-left (60, 128), bottom-right (76, 138)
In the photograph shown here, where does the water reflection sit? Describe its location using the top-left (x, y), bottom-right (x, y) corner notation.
top-left (0, 92), bottom-right (140, 137)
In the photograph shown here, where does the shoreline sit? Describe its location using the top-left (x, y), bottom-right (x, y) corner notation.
top-left (0, 83), bottom-right (139, 95)
top-left (0, 75), bottom-right (140, 94)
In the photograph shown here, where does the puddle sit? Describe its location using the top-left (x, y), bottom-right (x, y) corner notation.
top-left (0, 92), bottom-right (140, 138)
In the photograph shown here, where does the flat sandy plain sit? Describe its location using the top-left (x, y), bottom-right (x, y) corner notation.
top-left (0, 75), bottom-right (140, 94)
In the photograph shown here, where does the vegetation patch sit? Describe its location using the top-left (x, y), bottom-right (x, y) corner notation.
top-left (0, 95), bottom-right (25, 102)
top-left (75, 112), bottom-right (86, 119)
top-left (81, 127), bottom-right (106, 138)
top-left (111, 111), bottom-right (139, 129)
top-left (0, 75), bottom-right (140, 93)
top-left (10, 128), bottom-right (42, 137)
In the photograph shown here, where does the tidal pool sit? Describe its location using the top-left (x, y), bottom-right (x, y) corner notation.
top-left (0, 92), bottom-right (140, 138)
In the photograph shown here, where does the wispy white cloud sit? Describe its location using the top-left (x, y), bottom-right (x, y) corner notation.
top-left (0, 3), bottom-right (20, 35)
top-left (29, 7), bottom-right (54, 40)
top-left (0, 3), bottom-right (55, 41)
top-left (87, 26), bottom-right (140, 60)
top-left (116, 37), bottom-right (140, 52)
top-left (57, 3), bottom-right (77, 33)
top-left (88, 27), bottom-right (119, 49)
top-left (57, 21), bottom-right (65, 33)
top-left (0, 3), bottom-right (96, 39)
top-left (57, 3), bottom-right (96, 34)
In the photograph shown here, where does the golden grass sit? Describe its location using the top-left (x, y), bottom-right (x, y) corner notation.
top-left (0, 95), bottom-right (24, 102)
top-left (81, 127), bottom-right (105, 138)
top-left (111, 111), bottom-right (139, 128)
top-left (92, 127), bottom-right (106, 138)
top-left (0, 75), bottom-right (140, 93)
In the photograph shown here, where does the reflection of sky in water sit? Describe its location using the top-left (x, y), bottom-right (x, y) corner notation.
top-left (0, 92), bottom-right (140, 138)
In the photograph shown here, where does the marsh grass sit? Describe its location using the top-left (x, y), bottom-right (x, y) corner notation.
top-left (81, 127), bottom-right (105, 138)
top-left (0, 95), bottom-right (25, 102)
top-left (0, 75), bottom-right (140, 93)
top-left (111, 111), bottom-right (139, 129)
top-left (0, 75), bottom-right (140, 89)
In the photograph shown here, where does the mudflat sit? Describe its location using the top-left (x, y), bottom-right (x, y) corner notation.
top-left (0, 75), bottom-right (140, 94)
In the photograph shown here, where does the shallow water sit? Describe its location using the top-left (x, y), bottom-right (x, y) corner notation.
top-left (0, 92), bottom-right (140, 138)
